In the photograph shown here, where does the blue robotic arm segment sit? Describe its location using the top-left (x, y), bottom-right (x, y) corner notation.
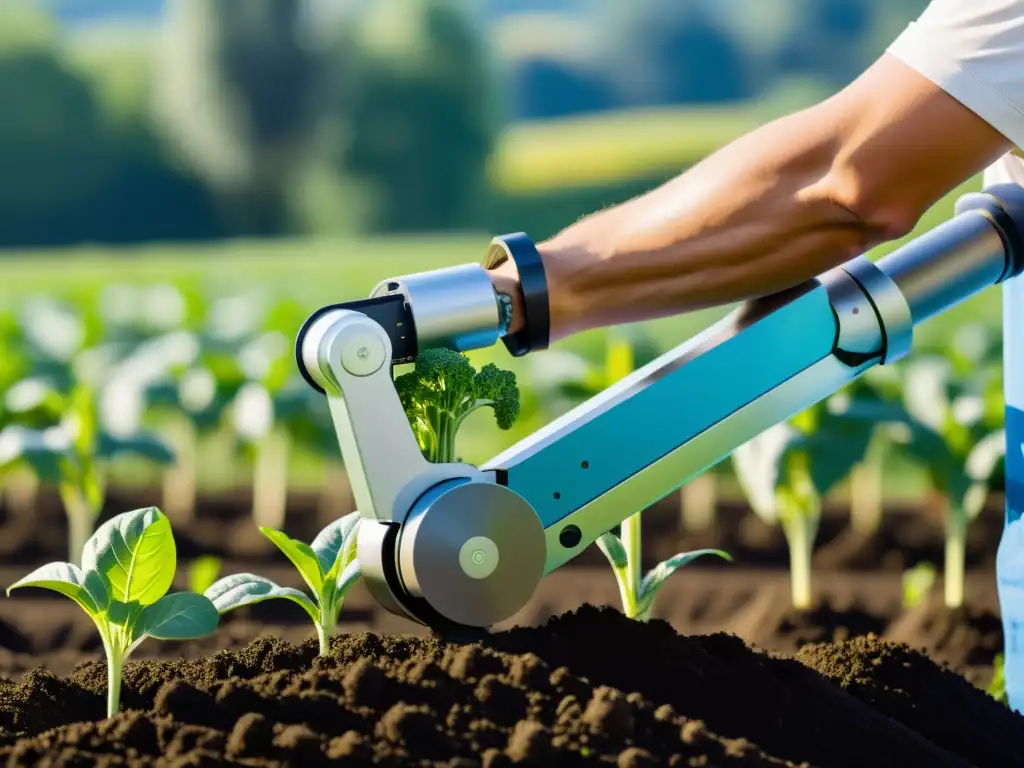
top-left (482, 285), bottom-right (842, 529)
top-left (296, 182), bottom-right (1024, 632)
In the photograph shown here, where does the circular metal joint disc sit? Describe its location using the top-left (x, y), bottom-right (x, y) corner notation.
top-left (398, 479), bottom-right (546, 628)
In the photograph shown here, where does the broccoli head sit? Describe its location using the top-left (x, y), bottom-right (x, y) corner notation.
top-left (394, 347), bottom-right (521, 463)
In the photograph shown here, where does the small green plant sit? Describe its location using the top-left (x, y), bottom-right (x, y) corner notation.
top-left (0, 379), bottom-right (175, 564)
top-left (187, 555), bottom-right (222, 595)
top-left (597, 530), bottom-right (730, 620)
top-left (886, 350), bottom-right (1003, 609)
top-left (6, 507), bottom-right (220, 718)
top-left (733, 398), bottom-right (875, 609)
top-left (902, 562), bottom-right (937, 610)
top-left (205, 512), bottom-right (361, 655)
top-left (395, 347), bottom-right (520, 463)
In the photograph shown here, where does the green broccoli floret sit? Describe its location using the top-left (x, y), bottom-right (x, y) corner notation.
top-left (394, 347), bottom-right (521, 463)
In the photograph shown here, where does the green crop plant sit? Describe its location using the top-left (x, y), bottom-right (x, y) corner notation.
top-left (0, 379), bottom-right (175, 564)
top-left (6, 507), bottom-right (220, 717)
top-left (840, 366), bottom-right (905, 537)
top-left (733, 397), bottom-right (875, 609)
top-left (205, 512), bottom-right (361, 655)
top-left (396, 347), bottom-right (520, 463)
top-left (597, 533), bottom-right (730, 621)
top-left (902, 562), bottom-right (937, 610)
top-left (875, 341), bottom-right (1004, 609)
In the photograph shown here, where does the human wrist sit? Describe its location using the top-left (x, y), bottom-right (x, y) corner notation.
top-left (487, 260), bottom-right (526, 337)
top-left (483, 233), bottom-right (551, 356)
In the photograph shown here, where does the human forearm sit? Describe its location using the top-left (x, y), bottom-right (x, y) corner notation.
top-left (490, 55), bottom-right (1011, 342)
top-left (531, 106), bottom-right (878, 338)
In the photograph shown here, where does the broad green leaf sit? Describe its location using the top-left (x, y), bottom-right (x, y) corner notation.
top-left (129, 591), bottom-right (220, 651)
top-left (311, 513), bottom-right (361, 579)
top-left (97, 432), bottom-right (176, 465)
top-left (187, 555), bottom-right (222, 595)
top-left (6, 562), bottom-right (99, 615)
top-left (596, 532), bottom-right (628, 569)
top-left (82, 507), bottom-right (175, 605)
top-left (732, 423), bottom-right (798, 523)
top-left (803, 414), bottom-right (876, 496)
top-left (84, 569), bottom-right (111, 612)
top-left (336, 559), bottom-right (362, 597)
top-left (260, 528), bottom-right (324, 595)
top-left (3, 377), bottom-right (66, 422)
top-left (638, 549), bottom-right (732, 608)
top-left (0, 426), bottom-right (71, 484)
top-left (205, 573), bottom-right (319, 621)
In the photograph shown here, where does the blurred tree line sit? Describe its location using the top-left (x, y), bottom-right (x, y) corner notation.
top-left (1, 0), bottom-right (928, 248)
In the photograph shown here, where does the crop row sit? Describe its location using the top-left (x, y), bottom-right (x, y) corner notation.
top-left (0, 285), bottom-right (1006, 632)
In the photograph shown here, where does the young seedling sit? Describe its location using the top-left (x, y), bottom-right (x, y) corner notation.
top-left (733, 398), bottom-right (875, 609)
top-left (885, 350), bottom-right (1004, 608)
top-left (902, 562), bottom-right (938, 610)
top-left (597, 533), bottom-right (730, 621)
top-left (205, 512), bottom-right (361, 655)
top-left (395, 347), bottom-right (520, 463)
top-left (0, 379), bottom-right (175, 564)
top-left (6, 507), bottom-right (220, 718)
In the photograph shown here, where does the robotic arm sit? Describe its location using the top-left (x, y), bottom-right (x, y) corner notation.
top-left (296, 183), bottom-right (1024, 634)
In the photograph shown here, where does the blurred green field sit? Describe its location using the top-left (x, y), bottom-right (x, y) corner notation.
top-left (0, 171), bottom-right (993, 345)
top-left (0, 121), bottom-right (997, 503)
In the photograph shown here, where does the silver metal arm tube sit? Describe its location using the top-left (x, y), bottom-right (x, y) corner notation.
top-left (484, 183), bottom-right (1024, 576)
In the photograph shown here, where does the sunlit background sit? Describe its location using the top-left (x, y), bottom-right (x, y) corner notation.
top-left (0, 0), bottom-right (1001, 571)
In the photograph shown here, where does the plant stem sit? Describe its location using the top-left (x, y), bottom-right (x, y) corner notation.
top-left (162, 416), bottom-right (198, 523)
top-left (849, 440), bottom-right (885, 536)
top-left (783, 514), bottom-right (815, 610)
top-left (3, 468), bottom-right (39, 522)
top-left (621, 512), bottom-right (643, 618)
top-left (60, 485), bottom-right (99, 566)
top-left (945, 499), bottom-right (967, 608)
top-left (315, 614), bottom-right (334, 656)
top-left (104, 639), bottom-right (123, 718)
top-left (252, 428), bottom-right (291, 530)
top-left (680, 474), bottom-right (718, 533)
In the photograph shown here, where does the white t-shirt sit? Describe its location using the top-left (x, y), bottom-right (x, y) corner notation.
top-left (888, 0), bottom-right (1024, 187)
top-left (887, 0), bottom-right (1024, 408)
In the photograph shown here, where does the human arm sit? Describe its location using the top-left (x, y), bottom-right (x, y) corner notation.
top-left (489, 6), bottom-right (1022, 342)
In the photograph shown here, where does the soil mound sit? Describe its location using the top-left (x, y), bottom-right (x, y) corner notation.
top-left (0, 606), bottom-right (1018, 767)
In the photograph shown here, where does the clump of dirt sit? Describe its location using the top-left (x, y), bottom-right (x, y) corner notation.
top-left (799, 633), bottom-right (1019, 767)
top-left (0, 606), bottom-right (1021, 767)
top-left (771, 600), bottom-right (890, 647)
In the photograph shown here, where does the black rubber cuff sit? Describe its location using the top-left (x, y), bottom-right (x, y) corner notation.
top-left (484, 232), bottom-right (550, 357)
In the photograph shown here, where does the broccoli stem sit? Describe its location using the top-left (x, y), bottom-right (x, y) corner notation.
top-left (944, 499), bottom-right (967, 608)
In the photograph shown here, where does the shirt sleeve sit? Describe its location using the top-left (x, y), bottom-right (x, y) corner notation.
top-left (887, 0), bottom-right (1024, 150)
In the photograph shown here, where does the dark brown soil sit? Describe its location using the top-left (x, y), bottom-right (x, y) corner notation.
top-left (0, 606), bottom-right (1018, 767)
